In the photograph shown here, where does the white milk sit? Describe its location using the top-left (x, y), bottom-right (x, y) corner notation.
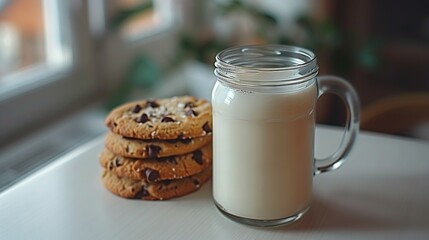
top-left (212, 81), bottom-right (317, 220)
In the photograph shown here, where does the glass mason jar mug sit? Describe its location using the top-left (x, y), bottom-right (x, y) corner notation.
top-left (212, 45), bottom-right (360, 227)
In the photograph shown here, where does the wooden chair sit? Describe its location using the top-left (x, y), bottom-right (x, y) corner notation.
top-left (360, 93), bottom-right (429, 136)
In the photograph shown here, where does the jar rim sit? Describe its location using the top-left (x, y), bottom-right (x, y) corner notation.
top-left (214, 44), bottom-right (319, 89)
top-left (215, 44), bottom-right (317, 72)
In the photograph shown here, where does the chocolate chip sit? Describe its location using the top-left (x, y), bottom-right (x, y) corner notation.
top-left (131, 104), bottom-right (142, 113)
top-left (146, 100), bottom-right (159, 108)
top-left (109, 157), bottom-right (122, 170)
top-left (202, 122), bottom-right (212, 133)
top-left (184, 102), bottom-right (195, 108)
top-left (185, 109), bottom-right (198, 117)
top-left (192, 150), bottom-right (203, 165)
top-left (113, 122), bottom-right (118, 127)
top-left (113, 157), bottom-right (122, 167)
top-left (192, 179), bottom-right (200, 187)
top-left (134, 187), bottom-right (149, 199)
top-left (136, 113), bottom-right (149, 123)
top-left (145, 169), bottom-right (160, 182)
top-left (161, 117), bottom-right (175, 123)
top-left (157, 156), bottom-right (177, 164)
top-left (147, 145), bottom-right (161, 158)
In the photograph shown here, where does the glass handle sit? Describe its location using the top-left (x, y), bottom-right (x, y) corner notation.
top-left (315, 75), bottom-right (360, 175)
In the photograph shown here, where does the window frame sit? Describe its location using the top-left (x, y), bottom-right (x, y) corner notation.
top-left (0, 0), bottom-right (184, 146)
top-left (0, 0), bottom-right (97, 145)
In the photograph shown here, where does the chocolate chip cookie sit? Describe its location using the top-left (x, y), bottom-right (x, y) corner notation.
top-left (105, 96), bottom-right (212, 140)
top-left (102, 167), bottom-right (211, 200)
top-left (99, 144), bottom-right (212, 182)
top-left (105, 131), bottom-right (212, 158)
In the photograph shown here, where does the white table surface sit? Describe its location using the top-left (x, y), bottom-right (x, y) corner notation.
top-left (1, 126), bottom-right (428, 240)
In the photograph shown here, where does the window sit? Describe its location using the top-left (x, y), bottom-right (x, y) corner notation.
top-left (0, 0), bottom-right (94, 145)
top-left (0, 0), bottom-right (176, 145)
top-left (0, 0), bottom-right (179, 190)
top-left (0, 0), bottom-right (72, 96)
top-left (0, 0), bottom-right (46, 77)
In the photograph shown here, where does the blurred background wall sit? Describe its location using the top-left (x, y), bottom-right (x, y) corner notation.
top-left (103, 0), bottom-right (429, 138)
top-left (1, 0), bottom-right (429, 140)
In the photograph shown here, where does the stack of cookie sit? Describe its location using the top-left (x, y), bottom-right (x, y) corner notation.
top-left (100, 96), bottom-right (212, 200)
